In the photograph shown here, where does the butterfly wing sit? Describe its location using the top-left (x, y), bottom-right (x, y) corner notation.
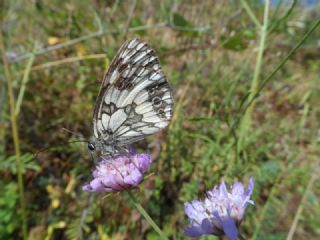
top-left (93, 39), bottom-right (173, 147)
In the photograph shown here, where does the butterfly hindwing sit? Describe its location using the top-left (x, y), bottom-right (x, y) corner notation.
top-left (93, 39), bottom-right (173, 148)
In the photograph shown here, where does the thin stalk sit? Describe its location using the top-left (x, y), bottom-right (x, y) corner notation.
top-left (268, 0), bottom-right (297, 33)
top-left (0, 32), bottom-right (27, 239)
top-left (9, 23), bottom-right (165, 63)
top-left (239, 0), bottom-right (262, 28)
top-left (29, 53), bottom-right (106, 72)
top-left (123, 0), bottom-right (137, 38)
top-left (127, 191), bottom-right (169, 240)
top-left (251, 165), bottom-right (283, 240)
top-left (10, 22), bottom-right (209, 63)
top-left (239, 234), bottom-right (246, 240)
top-left (78, 195), bottom-right (95, 240)
top-left (286, 168), bottom-right (318, 240)
top-left (245, 16), bottom-right (320, 112)
top-left (238, 0), bottom-right (270, 153)
top-left (15, 42), bottom-right (37, 116)
top-left (231, 16), bottom-right (320, 136)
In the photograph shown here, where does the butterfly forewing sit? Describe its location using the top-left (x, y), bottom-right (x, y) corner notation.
top-left (93, 39), bottom-right (173, 152)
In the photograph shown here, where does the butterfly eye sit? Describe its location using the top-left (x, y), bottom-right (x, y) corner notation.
top-left (88, 143), bottom-right (95, 151)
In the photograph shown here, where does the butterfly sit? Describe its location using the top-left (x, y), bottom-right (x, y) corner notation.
top-left (88, 39), bottom-right (174, 155)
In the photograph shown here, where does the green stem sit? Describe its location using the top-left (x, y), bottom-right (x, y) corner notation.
top-left (15, 42), bottom-right (37, 116)
top-left (0, 32), bottom-right (27, 239)
top-left (231, 16), bottom-right (320, 137)
top-left (239, 234), bottom-right (246, 240)
top-left (240, 0), bottom-right (261, 28)
top-left (238, 0), bottom-right (270, 153)
top-left (247, 17), bottom-right (320, 109)
top-left (127, 191), bottom-right (169, 240)
top-left (268, 0), bottom-right (297, 33)
top-left (286, 168), bottom-right (317, 240)
top-left (251, 171), bottom-right (281, 239)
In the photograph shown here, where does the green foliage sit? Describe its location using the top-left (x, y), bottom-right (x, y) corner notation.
top-left (171, 13), bottom-right (193, 28)
top-left (257, 233), bottom-right (288, 240)
top-left (0, 153), bottom-right (40, 174)
top-left (221, 29), bottom-right (256, 51)
top-left (0, 183), bottom-right (19, 239)
top-left (129, 17), bottom-right (147, 36)
top-left (256, 160), bottom-right (281, 184)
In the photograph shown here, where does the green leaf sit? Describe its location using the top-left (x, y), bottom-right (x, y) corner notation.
top-left (257, 160), bottom-right (281, 184)
top-left (221, 30), bottom-right (256, 51)
top-left (0, 153), bottom-right (40, 174)
top-left (172, 13), bottom-right (193, 28)
top-left (189, 117), bottom-right (213, 122)
top-left (0, 182), bottom-right (19, 237)
top-left (129, 17), bottom-right (146, 36)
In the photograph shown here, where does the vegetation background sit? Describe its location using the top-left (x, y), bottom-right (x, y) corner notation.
top-left (1, 0), bottom-right (320, 239)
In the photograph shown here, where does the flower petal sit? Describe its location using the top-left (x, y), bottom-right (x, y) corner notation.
top-left (184, 225), bottom-right (205, 238)
top-left (232, 181), bottom-right (244, 195)
top-left (184, 178), bottom-right (254, 239)
top-left (201, 218), bottom-right (215, 234)
top-left (246, 177), bottom-right (254, 196)
top-left (123, 168), bottom-right (143, 186)
top-left (220, 181), bottom-right (229, 198)
top-left (82, 150), bottom-right (152, 193)
top-left (185, 201), bottom-right (207, 224)
top-left (221, 218), bottom-right (238, 240)
top-left (83, 179), bottom-right (105, 192)
top-left (134, 154), bottom-right (152, 173)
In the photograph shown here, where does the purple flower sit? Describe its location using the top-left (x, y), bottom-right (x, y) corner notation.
top-left (184, 178), bottom-right (254, 240)
top-left (83, 150), bottom-right (152, 192)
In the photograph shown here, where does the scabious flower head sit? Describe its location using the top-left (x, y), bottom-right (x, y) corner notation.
top-left (184, 178), bottom-right (254, 240)
top-left (83, 149), bottom-right (152, 192)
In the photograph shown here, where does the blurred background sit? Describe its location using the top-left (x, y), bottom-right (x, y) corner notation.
top-left (1, 0), bottom-right (320, 239)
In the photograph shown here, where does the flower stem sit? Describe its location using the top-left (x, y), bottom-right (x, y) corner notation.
top-left (230, 14), bottom-right (320, 146)
top-left (238, 0), bottom-right (270, 154)
top-left (239, 0), bottom-right (261, 28)
top-left (127, 190), bottom-right (169, 240)
top-left (239, 234), bottom-right (246, 240)
top-left (0, 31), bottom-right (28, 239)
top-left (15, 42), bottom-right (38, 116)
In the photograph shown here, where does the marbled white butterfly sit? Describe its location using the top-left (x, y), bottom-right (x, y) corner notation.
top-left (88, 39), bottom-right (173, 155)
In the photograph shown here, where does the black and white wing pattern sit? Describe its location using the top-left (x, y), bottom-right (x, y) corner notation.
top-left (93, 39), bottom-right (173, 151)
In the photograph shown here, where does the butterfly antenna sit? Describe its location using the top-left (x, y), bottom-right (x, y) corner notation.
top-left (61, 127), bottom-right (87, 141)
top-left (34, 140), bottom-right (89, 159)
top-left (33, 145), bottom-right (55, 159)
